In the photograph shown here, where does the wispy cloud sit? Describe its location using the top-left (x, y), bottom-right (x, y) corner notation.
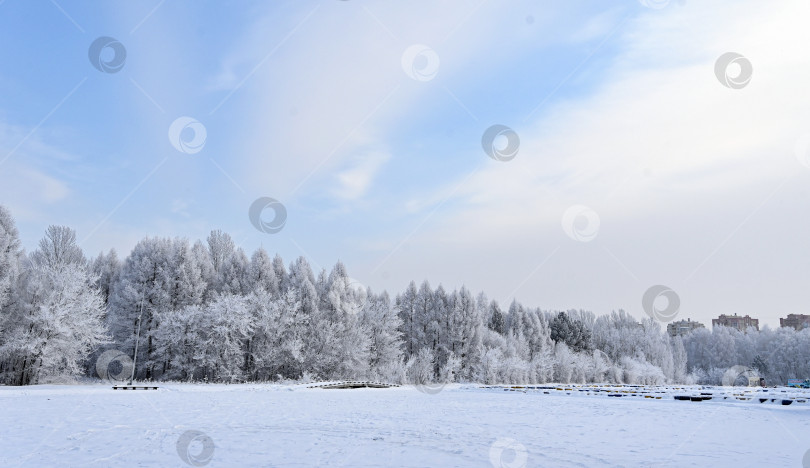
top-left (351, 0), bottom-right (810, 326)
top-left (2, 0), bottom-right (808, 327)
top-left (333, 151), bottom-right (391, 201)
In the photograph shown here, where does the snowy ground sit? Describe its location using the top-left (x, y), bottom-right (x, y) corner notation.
top-left (1, 383), bottom-right (809, 467)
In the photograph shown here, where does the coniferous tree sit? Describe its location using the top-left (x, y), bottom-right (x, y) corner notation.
top-left (488, 300), bottom-right (505, 335)
top-left (90, 249), bottom-right (121, 306)
top-left (361, 290), bottom-right (404, 380)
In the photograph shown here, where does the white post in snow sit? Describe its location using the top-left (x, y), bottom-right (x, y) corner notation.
top-left (128, 296), bottom-right (145, 386)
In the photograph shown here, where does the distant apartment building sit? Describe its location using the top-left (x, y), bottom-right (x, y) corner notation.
top-left (780, 314), bottom-right (810, 331)
top-left (667, 318), bottom-right (705, 337)
top-left (712, 314), bottom-right (759, 332)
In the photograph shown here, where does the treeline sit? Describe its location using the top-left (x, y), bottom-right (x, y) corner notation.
top-left (682, 326), bottom-right (810, 385)
top-left (1, 205), bottom-right (807, 386)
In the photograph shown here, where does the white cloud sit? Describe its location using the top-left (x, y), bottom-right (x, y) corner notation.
top-left (0, 165), bottom-right (70, 206)
top-left (170, 199), bottom-right (192, 218)
top-left (6, 0), bottom-right (806, 329)
top-left (358, 0), bottom-right (810, 327)
top-left (565, 7), bottom-right (626, 44)
top-left (333, 151), bottom-right (390, 201)
top-left (222, 0), bottom-right (593, 201)
top-left (0, 122), bottom-right (72, 213)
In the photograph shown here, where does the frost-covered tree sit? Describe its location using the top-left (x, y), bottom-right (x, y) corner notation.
top-left (487, 300), bottom-right (505, 335)
top-left (154, 303), bottom-right (197, 381)
top-left (1, 225), bottom-right (107, 385)
top-left (205, 230), bottom-right (248, 295)
top-left (286, 257), bottom-right (346, 379)
top-left (406, 347), bottom-right (436, 385)
top-left (194, 293), bottom-right (253, 381)
top-left (683, 325), bottom-right (810, 385)
top-left (206, 229), bottom-right (234, 276)
top-left (10, 263), bottom-right (108, 384)
top-left (169, 239), bottom-right (207, 310)
top-left (0, 205), bottom-right (23, 312)
top-left (550, 311), bottom-right (592, 352)
top-left (218, 248), bottom-right (249, 296)
top-left (30, 225), bottom-right (85, 269)
top-left (361, 290), bottom-right (404, 381)
top-left (157, 293), bottom-right (253, 381)
top-left (309, 261), bottom-right (370, 379)
top-left (248, 289), bottom-right (305, 380)
top-left (751, 354), bottom-right (768, 376)
top-left (0, 208), bottom-right (26, 381)
top-left (395, 281), bottom-right (419, 357)
top-left (90, 249), bottom-right (121, 306)
top-left (247, 248), bottom-right (279, 295)
top-left (427, 284), bottom-right (447, 363)
top-left (192, 240), bottom-right (214, 299)
top-left (414, 281), bottom-right (434, 354)
top-left (272, 254), bottom-right (289, 293)
top-left (107, 237), bottom-right (177, 380)
top-left (7, 211), bottom-right (781, 386)
top-left (444, 287), bottom-right (482, 380)
top-left (671, 336), bottom-right (688, 383)
top-left (553, 342), bottom-right (574, 383)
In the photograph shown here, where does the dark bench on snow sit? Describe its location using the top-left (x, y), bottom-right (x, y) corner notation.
top-left (314, 381), bottom-right (399, 390)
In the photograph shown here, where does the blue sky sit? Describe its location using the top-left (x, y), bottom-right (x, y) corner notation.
top-left (2, 0), bottom-right (810, 327)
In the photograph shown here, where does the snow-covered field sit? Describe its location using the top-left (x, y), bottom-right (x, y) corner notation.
top-left (2, 383), bottom-right (809, 467)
